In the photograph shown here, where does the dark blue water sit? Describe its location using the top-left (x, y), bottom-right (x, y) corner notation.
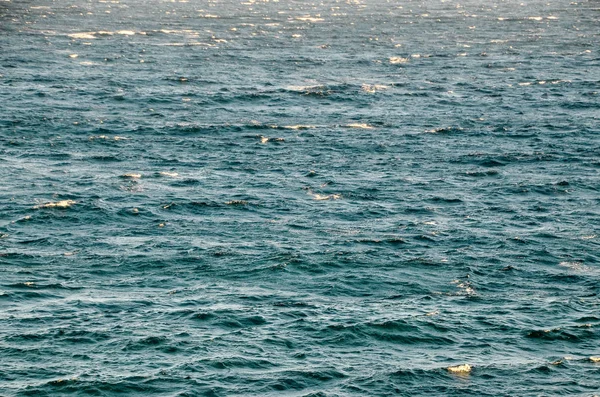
top-left (1, 0), bottom-right (600, 395)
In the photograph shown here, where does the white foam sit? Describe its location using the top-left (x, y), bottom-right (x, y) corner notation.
top-left (312, 193), bottom-right (341, 201)
top-left (361, 84), bottom-right (389, 93)
top-left (559, 261), bottom-right (588, 271)
top-left (452, 279), bottom-right (475, 295)
top-left (345, 123), bottom-right (374, 129)
top-left (295, 16), bottom-right (324, 22)
top-left (163, 42), bottom-right (215, 47)
top-left (68, 32), bottom-right (96, 39)
top-left (447, 364), bottom-right (472, 373)
top-left (283, 125), bottom-right (316, 130)
top-left (389, 56), bottom-right (409, 64)
top-left (286, 85), bottom-right (322, 92)
top-left (89, 135), bottom-right (128, 141)
top-left (34, 200), bottom-right (76, 209)
top-left (121, 173), bottom-right (142, 179)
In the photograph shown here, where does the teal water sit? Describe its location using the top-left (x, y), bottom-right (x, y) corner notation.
top-left (1, 0), bottom-right (600, 395)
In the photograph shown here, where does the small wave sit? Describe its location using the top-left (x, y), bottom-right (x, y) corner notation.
top-left (526, 326), bottom-right (594, 341)
top-left (90, 155), bottom-right (121, 162)
top-left (258, 135), bottom-right (285, 144)
top-left (68, 30), bottom-right (142, 40)
top-left (465, 170), bottom-right (500, 177)
top-left (576, 316), bottom-right (600, 323)
top-left (428, 196), bottom-right (462, 204)
top-left (447, 364), bottom-right (472, 374)
top-left (17, 237), bottom-right (49, 245)
top-left (161, 42), bottom-right (215, 47)
top-left (286, 83), bottom-right (353, 97)
top-left (389, 57), bottom-right (409, 64)
top-left (191, 311), bottom-right (215, 321)
top-left (424, 127), bottom-right (464, 134)
top-left (89, 135), bottom-right (129, 141)
top-left (451, 279), bottom-right (476, 296)
top-left (479, 159), bottom-right (506, 167)
top-left (345, 123), bottom-right (374, 129)
top-left (361, 84), bottom-right (389, 93)
top-left (286, 84), bottom-right (323, 92)
top-left (559, 261), bottom-right (589, 271)
top-left (169, 178), bottom-right (202, 186)
top-left (226, 200), bottom-right (249, 206)
top-left (33, 200), bottom-right (76, 209)
top-left (68, 32), bottom-right (96, 39)
top-left (311, 193), bottom-right (341, 201)
top-left (294, 16), bottom-right (325, 22)
top-left (7, 282), bottom-right (81, 290)
top-left (123, 336), bottom-right (170, 351)
top-left (282, 125), bottom-right (316, 130)
top-left (120, 173), bottom-right (142, 179)
top-left (206, 356), bottom-right (276, 370)
top-left (6, 332), bottom-right (48, 341)
top-left (192, 311), bottom-right (269, 329)
top-left (8, 282), bottom-right (37, 288)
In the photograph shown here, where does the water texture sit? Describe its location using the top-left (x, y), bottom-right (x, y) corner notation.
top-left (1, 0), bottom-right (599, 395)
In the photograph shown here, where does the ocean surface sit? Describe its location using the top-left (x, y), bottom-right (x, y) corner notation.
top-left (1, 0), bottom-right (599, 395)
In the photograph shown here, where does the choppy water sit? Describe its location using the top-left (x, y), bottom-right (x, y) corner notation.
top-left (1, 0), bottom-right (600, 395)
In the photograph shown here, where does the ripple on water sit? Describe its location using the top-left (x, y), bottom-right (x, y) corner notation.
top-left (1, 0), bottom-right (600, 395)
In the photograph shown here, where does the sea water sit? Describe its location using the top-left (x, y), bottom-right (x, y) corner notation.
top-left (1, 0), bottom-right (599, 395)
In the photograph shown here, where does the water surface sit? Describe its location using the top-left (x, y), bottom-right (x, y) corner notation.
top-left (1, 0), bottom-right (599, 395)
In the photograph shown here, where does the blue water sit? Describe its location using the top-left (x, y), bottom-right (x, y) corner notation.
top-left (1, 0), bottom-right (599, 395)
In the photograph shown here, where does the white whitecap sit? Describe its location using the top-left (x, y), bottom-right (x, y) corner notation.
top-left (68, 32), bottom-right (96, 39)
top-left (345, 123), bottom-right (374, 129)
